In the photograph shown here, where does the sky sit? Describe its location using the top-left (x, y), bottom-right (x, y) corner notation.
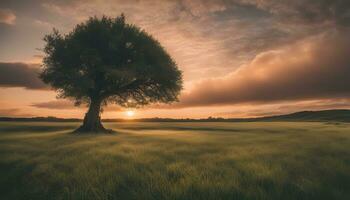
top-left (0, 0), bottom-right (350, 119)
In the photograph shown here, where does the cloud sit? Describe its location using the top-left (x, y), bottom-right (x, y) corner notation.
top-left (31, 100), bottom-right (122, 112)
top-left (0, 8), bottom-right (16, 25)
top-left (0, 108), bottom-right (20, 116)
top-left (33, 19), bottom-right (53, 29)
top-left (244, 0), bottom-right (350, 26)
top-left (0, 62), bottom-right (47, 89)
top-left (42, 0), bottom-right (350, 26)
top-left (31, 100), bottom-right (76, 109)
top-left (38, 0), bottom-right (350, 84)
top-left (28, 55), bottom-right (44, 64)
top-left (275, 99), bottom-right (350, 113)
top-left (178, 30), bottom-right (350, 107)
top-left (0, 108), bottom-right (33, 117)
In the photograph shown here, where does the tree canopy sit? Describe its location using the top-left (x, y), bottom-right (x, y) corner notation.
top-left (40, 15), bottom-right (183, 133)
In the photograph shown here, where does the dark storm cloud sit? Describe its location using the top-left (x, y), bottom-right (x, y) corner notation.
top-left (0, 62), bottom-right (47, 89)
top-left (178, 30), bottom-right (350, 107)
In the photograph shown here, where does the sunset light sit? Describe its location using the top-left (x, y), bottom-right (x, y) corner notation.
top-left (125, 110), bottom-right (135, 117)
top-left (0, 1), bottom-right (349, 199)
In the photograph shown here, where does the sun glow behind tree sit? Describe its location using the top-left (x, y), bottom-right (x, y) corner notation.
top-left (125, 110), bottom-right (135, 117)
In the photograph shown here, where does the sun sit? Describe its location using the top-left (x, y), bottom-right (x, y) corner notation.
top-left (125, 110), bottom-right (135, 117)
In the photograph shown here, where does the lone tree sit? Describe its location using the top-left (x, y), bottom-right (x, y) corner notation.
top-left (40, 15), bottom-right (182, 133)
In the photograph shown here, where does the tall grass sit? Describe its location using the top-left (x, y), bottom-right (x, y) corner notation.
top-left (0, 122), bottom-right (349, 199)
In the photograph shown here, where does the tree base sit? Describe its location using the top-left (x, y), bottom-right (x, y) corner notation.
top-left (73, 125), bottom-right (115, 134)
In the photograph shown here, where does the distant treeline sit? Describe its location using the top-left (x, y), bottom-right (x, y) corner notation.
top-left (0, 117), bottom-right (81, 122)
top-left (0, 109), bottom-right (349, 122)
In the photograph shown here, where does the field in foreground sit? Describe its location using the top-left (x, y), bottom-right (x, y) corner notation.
top-left (0, 122), bottom-right (349, 200)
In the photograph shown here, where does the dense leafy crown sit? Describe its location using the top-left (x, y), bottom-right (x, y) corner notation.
top-left (40, 15), bottom-right (182, 107)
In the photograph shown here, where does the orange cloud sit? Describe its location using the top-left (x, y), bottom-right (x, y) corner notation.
top-left (0, 108), bottom-right (33, 117)
top-left (178, 30), bottom-right (350, 107)
top-left (0, 9), bottom-right (16, 25)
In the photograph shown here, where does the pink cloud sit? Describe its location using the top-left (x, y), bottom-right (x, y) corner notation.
top-left (0, 9), bottom-right (16, 25)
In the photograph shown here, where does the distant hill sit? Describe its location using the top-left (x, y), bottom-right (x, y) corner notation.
top-left (255, 109), bottom-right (350, 122)
top-left (0, 109), bottom-right (349, 122)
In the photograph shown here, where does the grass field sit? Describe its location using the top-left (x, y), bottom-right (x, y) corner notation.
top-left (0, 122), bottom-right (349, 200)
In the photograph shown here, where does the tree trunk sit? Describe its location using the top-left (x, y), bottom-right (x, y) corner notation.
top-left (74, 99), bottom-right (111, 133)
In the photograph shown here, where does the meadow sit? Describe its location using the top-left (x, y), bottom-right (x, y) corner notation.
top-left (0, 121), bottom-right (349, 200)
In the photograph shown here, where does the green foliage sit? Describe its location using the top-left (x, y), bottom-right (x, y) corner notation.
top-left (0, 122), bottom-right (350, 199)
top-left (40, 15), bottom-right (182, 108)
